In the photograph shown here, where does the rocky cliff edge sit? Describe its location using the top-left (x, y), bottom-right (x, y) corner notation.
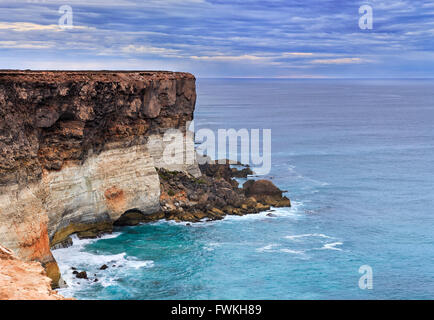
top-left (0, 71), bottom-right (198, 287)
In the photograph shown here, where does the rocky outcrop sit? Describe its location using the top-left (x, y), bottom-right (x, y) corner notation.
top-left (114, 163), bottom-right (290, 225)
top-left (0, 71), bottom-right (198, 287)
top-left (0, 245), bottom-right (67, 300)
top-left (155, 162), bottom-right (289, 223)
top-left (243, 180), bottom-right (291, 207)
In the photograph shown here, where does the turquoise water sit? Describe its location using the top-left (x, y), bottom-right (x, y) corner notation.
top-left (54, 79), bottom-right (434, 299)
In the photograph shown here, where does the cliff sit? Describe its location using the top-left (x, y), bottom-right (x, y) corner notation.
top-left (0, 71), bottom-right (199, 287)
top-left (0, 245), bottom-right (67, 300)
top-left (0, 71), bottom-right (290, 294)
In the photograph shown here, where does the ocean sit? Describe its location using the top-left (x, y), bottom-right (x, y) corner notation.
top-left (54, 79), bottom-right (434, 299)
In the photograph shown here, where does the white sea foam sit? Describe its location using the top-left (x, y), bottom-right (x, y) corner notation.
top-left (208, 242), bottom-right (222, 247)
top-left (284, 233), bottom-right (332, 241)
top-left (155, 202), bottom-right (304, 229)
top-left (158, 219), bottom-right (211, 227)
top-left (320, 242), bottom-right (343, 251)
top-left (98, 233), bottom-right (122, 240)
top-left (256, 244), bottom-right (307, 257)
top-left (223, 203), bottom-right (304, 223)
top-left (203, 242), bottom-right (222, 251)
top-left (284, 233), bottom-right (344, 252)
top-left (53, 234), bottom-right (154, 297)
top-left (279, 248), bottom-right (305, 255)
top-left (256, 244), bottom-right (280, 252)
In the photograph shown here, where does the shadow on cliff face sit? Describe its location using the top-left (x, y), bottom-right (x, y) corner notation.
top-left (114, 209), bottom-right (148, 226)
top-left (114, 209), bottom-right (165, 227)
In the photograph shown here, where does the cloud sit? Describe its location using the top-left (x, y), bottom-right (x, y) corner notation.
top-left (310, 58), bottom-right (366, 64)
top-left (122, 45), bottom-right (182, 57)
top-left (0, 41), bottom-right (53, 49)
top-left (0, 57), bottom-right (185, 72)
top-left (0, 22), bottom-right (89, 32)
top-left (0, 0), bottom-right (432, 77)
top-left (283, 52), bottom-right (314, 57)
top-left (190, 54), bottom-right (269, 62)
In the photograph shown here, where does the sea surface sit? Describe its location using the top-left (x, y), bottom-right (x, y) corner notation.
top-left (54, 79), bottom-right (434, 300)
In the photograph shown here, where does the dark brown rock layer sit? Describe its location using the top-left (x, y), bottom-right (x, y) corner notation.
top-left (0, 70), bottom-right (196, 186)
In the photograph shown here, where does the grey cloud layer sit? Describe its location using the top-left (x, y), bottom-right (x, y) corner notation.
top-left (0, 0), bottom-right (432, 77)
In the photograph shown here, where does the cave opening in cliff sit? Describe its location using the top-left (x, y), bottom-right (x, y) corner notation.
top-left (114, 209), bottom-right (147, 227)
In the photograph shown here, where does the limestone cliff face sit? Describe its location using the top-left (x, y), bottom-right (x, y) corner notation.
top-left (0, 71), bottom-right (198, 287)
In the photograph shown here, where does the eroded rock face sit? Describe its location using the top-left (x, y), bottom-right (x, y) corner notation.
top-left (45, 143), bottom-right (161, 248)
top-left (0, 71), bottom-right (196, 184)
top-left (0, 71), bottom-right (198, 287)
top-left (0, 245), bottom-right (67, 300)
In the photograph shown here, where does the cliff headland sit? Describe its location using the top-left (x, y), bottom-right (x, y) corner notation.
top-left (0, 70), bottom-right (290, 297)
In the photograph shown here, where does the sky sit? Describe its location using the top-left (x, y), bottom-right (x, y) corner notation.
top-left (0, 0), bottom-right (433, 78)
